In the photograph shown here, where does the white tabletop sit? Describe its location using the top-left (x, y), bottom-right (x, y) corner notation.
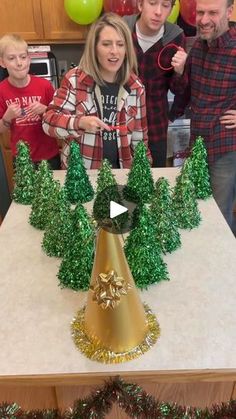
top-left (0, 168), bottom-right (235, 381)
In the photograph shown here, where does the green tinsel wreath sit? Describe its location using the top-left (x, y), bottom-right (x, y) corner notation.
top-left (0, 377), bottom-right (235, 418)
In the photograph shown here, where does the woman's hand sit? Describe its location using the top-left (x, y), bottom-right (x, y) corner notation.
top-left (220, 110), bottom-right (236, 129)
top-left (77, 116), bottom-right (110, 133)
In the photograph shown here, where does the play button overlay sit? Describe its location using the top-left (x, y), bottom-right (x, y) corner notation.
top-left (110, 201), bottom-right (128, 219)
top-left (93, 184), bottom-right (137, 234)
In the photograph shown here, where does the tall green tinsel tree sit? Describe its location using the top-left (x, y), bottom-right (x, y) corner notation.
top-left (150, 177), bottom-right (181, 253)
top-left (58, 203), bottom-right (95, 291)
top-left (64, 140), bottom-right (94, 204)
top-left (190, 136), bottom-right (212, 199)
top-left (29, 161), bottom-right (57, 230)
top-left (93, 159), bottom-right (128, 228)
top-left (12, 140), bottom-right (35, 204)
top-left (172, 159), bottom-right (201, 229)
top-left (123, 141), bottom-right (154, 203)
top-left (124, 205), bottom-right (169, 289)
top-left (42, 184), bottom-right (73, 257)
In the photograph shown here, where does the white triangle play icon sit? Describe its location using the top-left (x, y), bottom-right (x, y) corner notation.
top-left (110, 201), bottom-right (128, 219)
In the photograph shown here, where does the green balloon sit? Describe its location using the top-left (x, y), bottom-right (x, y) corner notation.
top-left (167, 0), bottom-right (180, 23)
top-left (64, 0), bottom-right (103, 25)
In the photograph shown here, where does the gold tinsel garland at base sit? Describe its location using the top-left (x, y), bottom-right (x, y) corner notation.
top-left (71, 303), bottom-right (160, 363)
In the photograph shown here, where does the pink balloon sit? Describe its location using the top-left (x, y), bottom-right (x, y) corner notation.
top-left (180, 0), bottom-right (196, 27)
top-left (103, 0), bottom-right (138, 16)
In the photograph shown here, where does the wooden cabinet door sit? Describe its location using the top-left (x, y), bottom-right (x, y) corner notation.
top-left (231, 3), bottom-right (236, 21)
top-left (0, 132), bottom-right (14, 194)
top-left (0, 0), bottom-right (44, 41)
top-left (40, 0), bottom-right (88, 42)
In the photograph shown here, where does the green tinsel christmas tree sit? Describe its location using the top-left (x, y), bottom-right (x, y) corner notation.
top-left (190, 136), bottom-right (212, 199)
top-left (123, 141), bottom-right (154, 203)
top-left (172, 159), bottom-right (201, 229)
top-left (58, 203), bottom-right (95, 291)
top-left (150, 177), bottom-right (181, 253)
top-left (124, 205), bottom-right (169, 289)
top-left (12, 140), bottom-right (35, 204)
top-left (64, 140), bottom-right (94, 204)
top-left (29, 161), bottom-right (57, 230)
top-left (93, 159), bottom-right (128, 229)
top-left (42, 184), bottom-right (73, 257)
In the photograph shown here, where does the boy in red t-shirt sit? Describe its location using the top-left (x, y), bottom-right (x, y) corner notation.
top-left (0, 33), bottom-right (60, 169)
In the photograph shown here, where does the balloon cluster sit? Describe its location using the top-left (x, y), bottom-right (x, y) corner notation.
top-left (168, 0), bottom-right (196, 27)
top-left (64, 0), bottom-right (138, 25)
top-left (64, 0), bottom-right (196, 28)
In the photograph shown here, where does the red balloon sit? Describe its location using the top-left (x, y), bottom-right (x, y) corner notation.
top-left (180, 0), bottom-right (196, 27)
top-left (103, 0), bottom-right (138, 16)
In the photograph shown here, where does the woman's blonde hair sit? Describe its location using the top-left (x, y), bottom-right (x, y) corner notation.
top-left (79, 12), bottom-right (138, 85)
top-left (0, 34), bottom-right (28, 58)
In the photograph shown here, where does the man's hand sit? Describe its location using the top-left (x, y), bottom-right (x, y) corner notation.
top-left (171, 47), bottom-right (188, 75)
top-left (220, 110), bottom-right (236, 129)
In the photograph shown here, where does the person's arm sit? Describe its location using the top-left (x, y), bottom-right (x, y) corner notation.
top-left (42, 73), bottom-right (85, 140)
top-left (42, 73), bottom-right (109, 140)
top-left (168, 32), bottom-right (189, 95)
top-left (168, 86), bottom-right (191, 122)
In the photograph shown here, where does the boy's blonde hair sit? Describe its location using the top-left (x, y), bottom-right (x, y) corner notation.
top-left (0, 34), bottom-right (28, 58)
top-left (79, 12), bottom-right (138, 86)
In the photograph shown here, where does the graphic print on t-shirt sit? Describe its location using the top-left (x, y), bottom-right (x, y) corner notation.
top-left (100, 82), bottom-right (120, 168)
top-left (100, 85), bottom-right (118, 142)
top-left (6, 95), bottom-right (42, 126)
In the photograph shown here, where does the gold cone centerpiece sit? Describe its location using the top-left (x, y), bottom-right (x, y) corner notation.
top-left (71, 228), bottom-right (160, 363)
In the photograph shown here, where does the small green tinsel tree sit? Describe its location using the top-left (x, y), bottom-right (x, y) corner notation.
top-left (172, 159), bottom-right (201, 229)
top-left (190, 136), bottom-right (212, 199)
top-left (150, 177), bottom-right (181, 253)
top-left (124, 205), bottom-right (169, 289)
top-left (93, 159), bottom-right (128, 229)
top-left (123, 141), bottom-right (154, 203)
top-left (57, 203), bottom-right (95, 291)
top-left (29, 161), bottom-right (57, 230)
top-left (42, 184), bottom-right (73, 257)
top-left (64, 141), bottom-right (94, 204)
top-left (12, 140), bottom-right (35, 204)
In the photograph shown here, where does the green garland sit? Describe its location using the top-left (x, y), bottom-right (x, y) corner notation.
top-left (0, 377), bottom-right (235, 418)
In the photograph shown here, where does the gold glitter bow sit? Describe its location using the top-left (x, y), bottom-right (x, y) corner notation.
top-left (90, 269), bottom-right (132, 309)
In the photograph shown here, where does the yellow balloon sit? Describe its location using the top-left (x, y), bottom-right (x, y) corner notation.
top-left (167, 0), bottom-right (180, 23)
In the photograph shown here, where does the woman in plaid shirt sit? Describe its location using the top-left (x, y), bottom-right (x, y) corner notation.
top-left (42, 13), bottom-right (151, 169)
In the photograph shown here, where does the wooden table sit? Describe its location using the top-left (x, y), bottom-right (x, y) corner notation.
top-left (0, 168), bottom-right (235, 415)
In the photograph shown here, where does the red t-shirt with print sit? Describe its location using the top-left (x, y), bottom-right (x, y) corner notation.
top-left (0, 75), bottom-right (59, 161)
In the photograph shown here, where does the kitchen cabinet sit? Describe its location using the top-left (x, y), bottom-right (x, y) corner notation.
top-left (232, 2), bottom-right (236, 21)
top-left (40, 0), bottom-right (89, 42)
top-left (0, 0), bottom-right (44, 41)
top-left (0, 0), bottom-right (88, 43)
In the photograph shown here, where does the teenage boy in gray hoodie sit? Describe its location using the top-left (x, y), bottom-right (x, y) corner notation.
top-left (124, 0), bottom-right (187, 167)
